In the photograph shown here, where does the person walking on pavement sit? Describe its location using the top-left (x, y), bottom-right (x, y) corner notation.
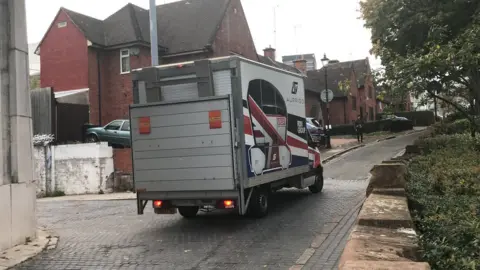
top-left (354, 115), bottom-right (364, 143)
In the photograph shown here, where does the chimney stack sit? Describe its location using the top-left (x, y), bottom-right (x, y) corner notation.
top-left (294, 58), bottom-right (307, 74)
top-left (263, 46), bottom-right (276, 61)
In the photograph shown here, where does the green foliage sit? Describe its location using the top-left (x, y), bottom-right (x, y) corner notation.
top-left (360, 0), bottom-right (480, 126)
top-left (29, 75), bottom-right (40, 90)
top-left (407, 134), bottom-right (480, 269)
top-left (337, 78), bottom-right (351, 94)
top-left (431, 119), bottom-right (470, 136)
top-left (431, 119), bottom-right (480, 137)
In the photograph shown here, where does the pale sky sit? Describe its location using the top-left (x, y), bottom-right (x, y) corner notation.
top-left (25, 0), bottom-right (381, 70)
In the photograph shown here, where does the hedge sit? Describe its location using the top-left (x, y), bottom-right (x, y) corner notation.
top-left (407, 134), bottom-right (480, 269)
top-left (329, 119), bottom-right (413, 136)
top-left (377, 111), bottom-right (435, 126)
top-left (430, 118), bottom-right (480, 137)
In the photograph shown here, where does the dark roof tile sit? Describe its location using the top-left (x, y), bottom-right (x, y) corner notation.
top-left (305, 58), bottom-right (371, 98)
top-left (257, 54), bottom-right (301, 74)
top-left (103, 4), bottom-right (143, 46)
top-left (60, 0), bottom-right (230, 52)
top-left (63, 8), bottom-right (105, 45)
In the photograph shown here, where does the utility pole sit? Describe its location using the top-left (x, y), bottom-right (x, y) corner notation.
top-left (149, 0), bottom-right (159, 66)
top-left (273, 4), bottom-right (279, 49)
top-left (293, 25), bottom-right (301, 53)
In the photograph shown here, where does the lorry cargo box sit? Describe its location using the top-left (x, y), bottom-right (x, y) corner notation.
top-left (130, 56), bottom-right (323, 218)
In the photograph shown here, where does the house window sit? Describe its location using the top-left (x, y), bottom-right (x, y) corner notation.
top-left (352, 96), bottom-right (357, 111)
top-left (120, 49), bottom-right (130, 74)
top-left (57, 21), bottom-right (67, 28)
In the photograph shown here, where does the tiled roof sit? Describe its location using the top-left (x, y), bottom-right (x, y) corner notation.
top-left (305, 58), bottom-right (370, 98)
top-left (257, 54), bottom-right (302, 74)
top-left (58, 0), bottom-right (230, 54)
top-left (257, 54), bottom-right (324, 94)
top-left (282, 53), bottom-right (316, 63)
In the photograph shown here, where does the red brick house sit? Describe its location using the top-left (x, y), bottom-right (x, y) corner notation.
top-left (305, 58), bottom-right (377, 125)
top-left (35, 0), bottom-right (258, 174)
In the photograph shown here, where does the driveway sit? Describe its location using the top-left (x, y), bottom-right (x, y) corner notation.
top-left (15, 132), bottom-right (424, 270)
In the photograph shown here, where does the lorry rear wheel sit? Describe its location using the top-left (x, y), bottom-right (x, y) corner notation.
top-left (248, 188), bottom-right (269, 218)
top-left (178, 206), bottom-right (199, 218)
top-left (309, 174), bottom-right (324, 193)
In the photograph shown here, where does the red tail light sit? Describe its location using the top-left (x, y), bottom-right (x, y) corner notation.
top-left (153, 200), bottom-right (163, 208)
top-left (223, 200), bottom-right (234, 209)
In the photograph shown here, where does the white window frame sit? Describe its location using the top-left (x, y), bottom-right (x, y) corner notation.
top-left (120, 49), bottom-right (130, 74)
top-left (57, 21), bottom-right (67, 28)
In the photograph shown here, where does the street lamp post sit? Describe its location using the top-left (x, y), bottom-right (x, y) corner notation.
top-left (321, 53), bottom-right (332, 149)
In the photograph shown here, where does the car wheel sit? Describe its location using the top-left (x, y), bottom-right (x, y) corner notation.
top-left (86, 134), bottom-right (99, 143)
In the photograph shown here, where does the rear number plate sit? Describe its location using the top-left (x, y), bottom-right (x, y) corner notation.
top-left (155, 208), bottom-right (177, 214)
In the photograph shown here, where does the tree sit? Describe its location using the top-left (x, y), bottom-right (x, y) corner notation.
top-left (29, 74), bottom-right (40, 90)
top-left (360, 0), bottom-right (480, 136)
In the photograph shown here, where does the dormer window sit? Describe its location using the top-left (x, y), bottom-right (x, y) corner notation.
top-left (57, 21), bottom-right (67, 28)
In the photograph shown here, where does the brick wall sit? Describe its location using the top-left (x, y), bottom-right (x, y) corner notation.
top-left (346, 71), bottom-right (360, 124)
top-left (211, 0), bottom-right (258, 61)
top-left (40, 10), bottom-right (88, 91)
top-left (305, 91), bottom-right (322, 120)
top-left (322, 99), bottom-right (347, 126)
top-left (364, 73), bottom-right (377, 121)
top-left (321, 71), bottom-right (379, 126)
top-left (87, 47), bottom-right (152, 173)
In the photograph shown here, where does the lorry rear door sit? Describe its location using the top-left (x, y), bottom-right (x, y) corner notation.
top-left (130, 95), bottom-right (237, 192)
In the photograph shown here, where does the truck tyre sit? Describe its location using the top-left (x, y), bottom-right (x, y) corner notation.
top-left (178, 206), bottom-right (199, 218)
top-left (309, 173), bottom-right (324, 193)
top-left (248, 187), bottom-right (269, 218)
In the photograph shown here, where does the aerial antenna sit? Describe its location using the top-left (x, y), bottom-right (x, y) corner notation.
top-left (273, 4), bottom-right (279, 48)
top-left (293, 24), bottom-right (302, 53)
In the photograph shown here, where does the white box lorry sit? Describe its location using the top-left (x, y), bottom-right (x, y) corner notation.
top-left (129, 56), bottom-right (323, 218)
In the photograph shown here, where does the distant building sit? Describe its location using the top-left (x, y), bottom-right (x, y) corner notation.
top-left (282, 54), bottom-right (317, 71)
top-left (28, 42), bottom-right (40, 76)
top-left (305, 58), bottom-right (379, 125)
top-left (36, 0), bottom-right (259, 175)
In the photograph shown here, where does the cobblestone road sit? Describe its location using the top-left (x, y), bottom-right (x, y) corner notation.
top-left (15, 132), bottom-right (423, 270)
